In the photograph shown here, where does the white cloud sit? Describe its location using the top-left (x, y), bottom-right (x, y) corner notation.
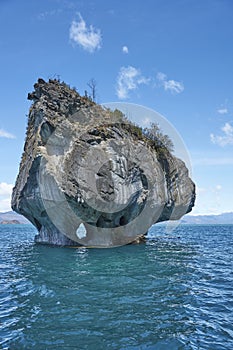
top-left (0, 128), bottom-right (15, 139)
top-left (156, 72), bottom-right (184, 94)
top-left (37, 9), bottom-right (62, 21)
top-left (217, 108), bottom-right (228, 115)
top-left (156, 72), bottom-right (167, 81)
top-left (122, 46), bottom-right (129, 54)
top-left (222, 122), bottom-right (233, 135)
top-left (69, 13), bottom-right (102, 53)
top-left (116, 66), bottom-right (149, 99)
top-left (0, 198), bottom-right (12, 212)
top-left (164, 80), bottom-right (184, 94)
top-left (215, 184), bottom-right (222, 191)
top-left (0, 182), bottom-right (13, 196)
top-left (0, 183), bottom-right (13, 212)
top-left (210, 122), bottom-right (233, 147)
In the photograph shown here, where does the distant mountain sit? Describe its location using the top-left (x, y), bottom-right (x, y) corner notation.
top-left (0, 211), bottom-right (30, 224)
top-left (1, 211), bottom-right (232, 226)
top-left (181, 212), bottom-right (233, 224)
top-left (0, 219), bottom-right (21, 225)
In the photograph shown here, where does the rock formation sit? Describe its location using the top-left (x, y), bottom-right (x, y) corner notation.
top-left (0, 220), bottom-right (21, 225)
top-left (12, 79), bottom-right (195, 247)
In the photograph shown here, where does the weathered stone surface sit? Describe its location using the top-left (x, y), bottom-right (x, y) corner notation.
top-left (12, 79), bottom-right (195, 247)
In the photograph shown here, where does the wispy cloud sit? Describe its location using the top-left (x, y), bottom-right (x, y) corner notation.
top-left (116, 66), bottom-right (149, 99)
top-left (192, 156), bottom-right (233, 166)
top-left (0, 182), bottom-right (13, 212)
top-left (0, 198), bottom-right (12, 212)
top-left (37, 9), bottom-right (62, 21)
top-left (215, 184), bottom-right (222, 191)
top-left (196, 186), bottom-right (207, 194)
top-left (210, 122), bottom-right (233, 147)
top-left (191, 183), bottom-right (224, 216)
top-left (164, 80), bottom-right (184, 94)
top-left (156, 72), bottom-right (184, 94)
top-left (217, 108), bottom-right (228, 115)
top-left (0, 128), bottom-right (15, 139)
top-left (69, 13), bottom-right (102, 53)
top-left (191, 150), bottom-right (233, 165)
top-left (157, 72), bottom-right (166, 81)
top-left (0, 182), bottom-right (13, 196)
top-left (122, 46), bottom-right (129, 54)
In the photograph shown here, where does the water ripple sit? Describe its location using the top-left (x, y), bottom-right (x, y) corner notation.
top-left (0, 224), bottom-right (233, 349)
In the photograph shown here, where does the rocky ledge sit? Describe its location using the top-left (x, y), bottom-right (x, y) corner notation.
top-left (11, 79), bottom-right (195, 247)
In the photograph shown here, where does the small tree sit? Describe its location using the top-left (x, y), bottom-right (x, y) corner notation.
top-left (143, 122), bottom-right (174, 153)
top-left (87, 78), bottom-right (97, 102)
top-left (143, 123), bottom-right (160, 141)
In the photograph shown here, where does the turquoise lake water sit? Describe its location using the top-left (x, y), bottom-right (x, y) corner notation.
top-left (0, 224), bottom-right (233, 349)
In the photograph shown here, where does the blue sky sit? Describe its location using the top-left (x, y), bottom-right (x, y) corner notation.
top-left (0, 0), bottom-right (233, 215)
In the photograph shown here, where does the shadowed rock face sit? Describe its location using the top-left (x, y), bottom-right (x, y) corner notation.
top-left (12, 79), bottom-right (195, 247)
